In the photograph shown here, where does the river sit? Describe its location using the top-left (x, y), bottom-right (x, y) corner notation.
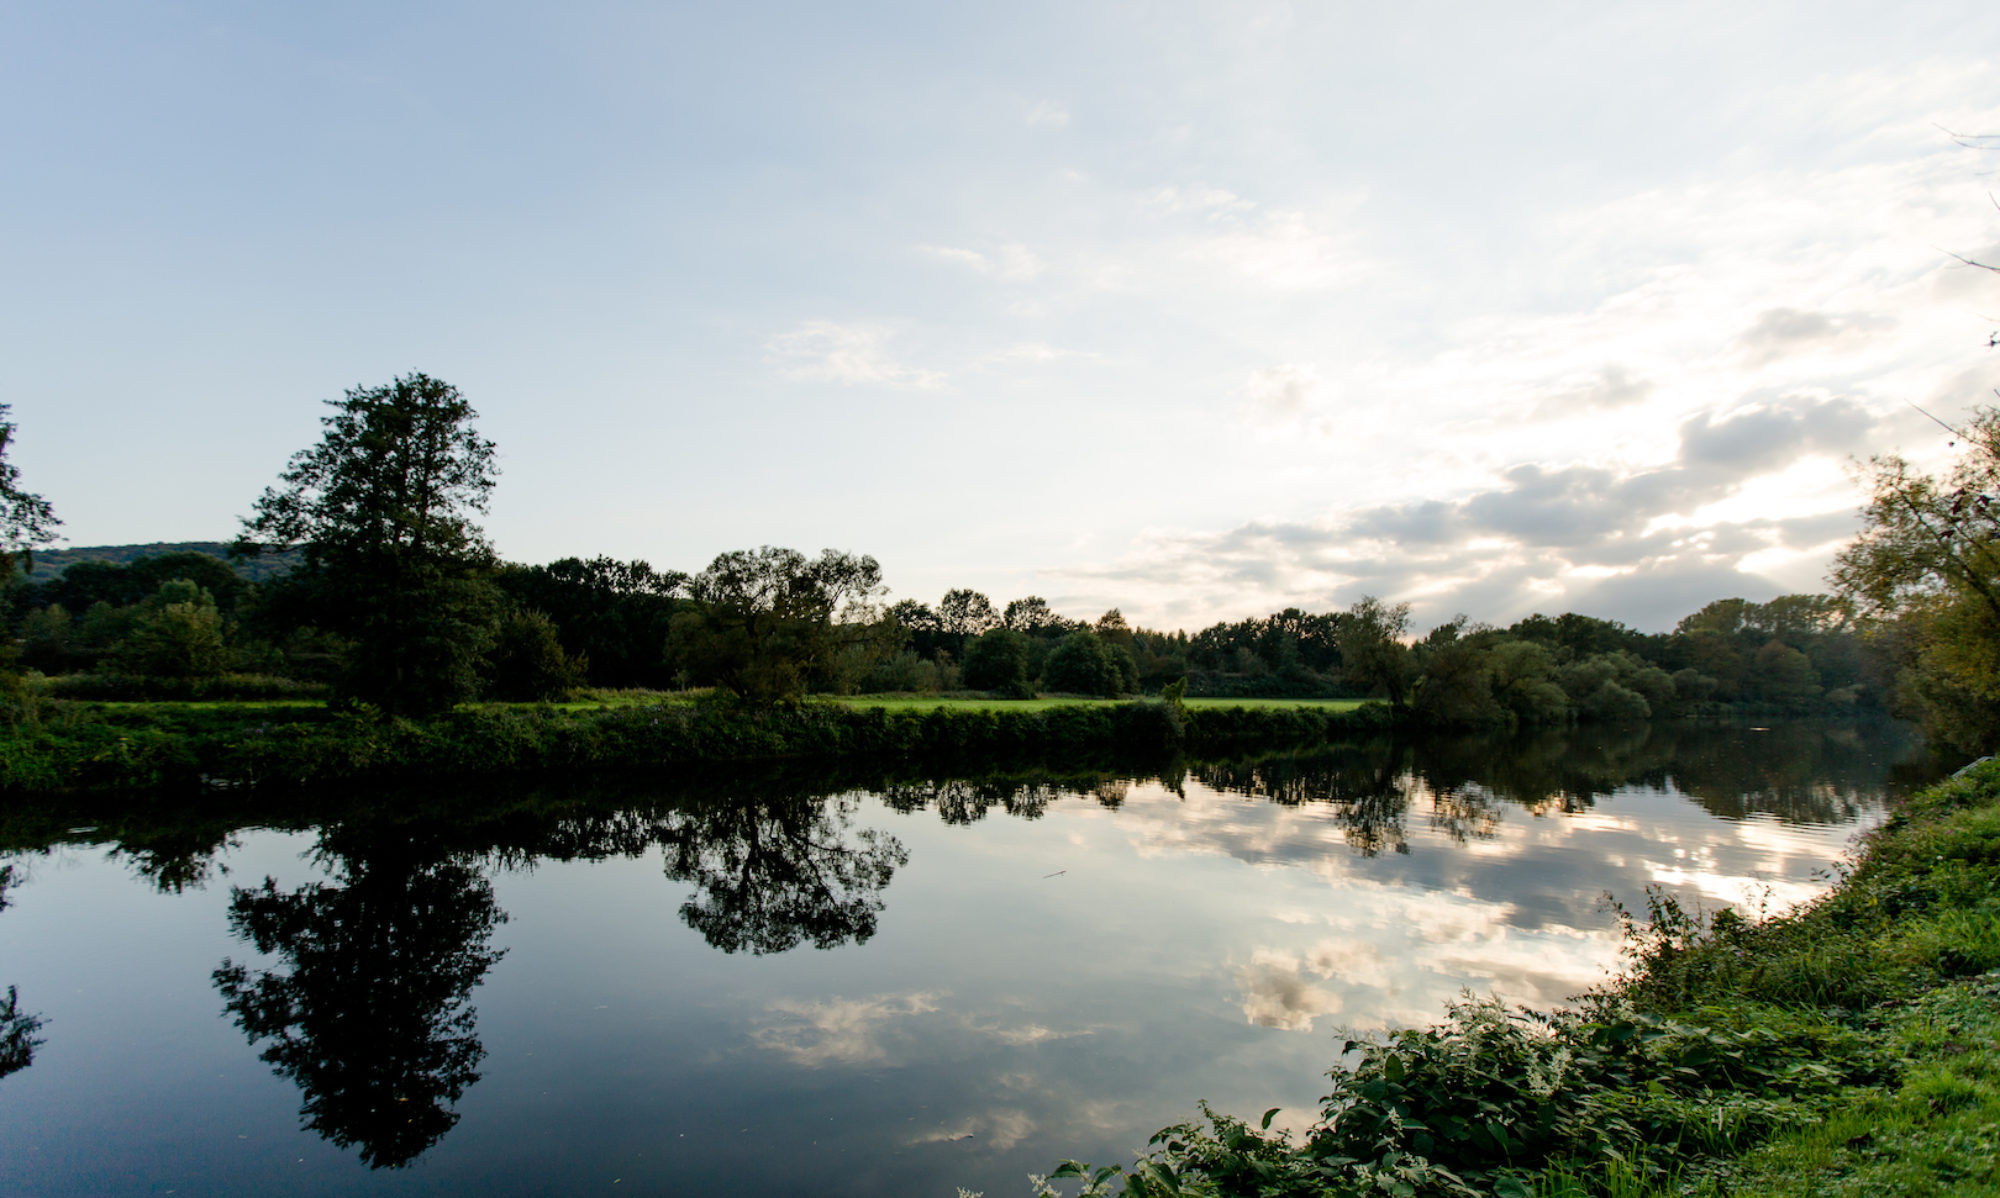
top-left (0, 720), bottom-right (1941, 1196)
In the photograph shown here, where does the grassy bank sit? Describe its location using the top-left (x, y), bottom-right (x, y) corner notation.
top-left (1039, 759), bottom-right (2000, 1198)
top-left (839, 695), bottom-right (1372, 714)
top-left (0, 695), bottom-right (1395, 794)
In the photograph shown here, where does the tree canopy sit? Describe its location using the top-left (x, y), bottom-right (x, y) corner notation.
top-left (239, 374), bottom-right (500, 714)
top-left (0, 404), bottom-right (60, 576)
top-left (1834, 406), bottom-right (2000, 750)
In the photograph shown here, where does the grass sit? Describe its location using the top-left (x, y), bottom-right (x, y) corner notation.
top-left (837, 694), bottom-right (1374, 713)
top-left (1716, 978), bottom-right (2000, 1197)
top-left (76, 698), bottom-right (327, 711)
top-left (59, 691), bottom-right (1374, 716)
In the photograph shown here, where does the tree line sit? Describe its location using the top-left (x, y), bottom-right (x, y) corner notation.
top-left (2, 376), bottom-right (1997, 749)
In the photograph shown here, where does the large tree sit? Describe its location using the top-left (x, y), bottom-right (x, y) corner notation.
top-left (1833, 406), bottom-right (2000, 750)
top-left (239, 374), bottom-right (500, 715)
top-left (0, 404), bottom-right (61, 576)
top-left (1338, 596), bottom-right (1417, 708)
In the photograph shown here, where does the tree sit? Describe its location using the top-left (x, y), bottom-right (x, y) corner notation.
top-left (1338, 596), bottom-right (1416, 708)
top-left (119, 579), bottom-right (228, 680)
top-left (0, 404), bottom-right (60, 576)
top-left (1834, 407), bottom-right (2000, 623)
top-left (485, 607), bottom-right (587, 701)
top-left (1003, 595), bottom-right (1069, 634)
top-left (239, 374), bottom-right (500, 715)
top-left (1832, 406), bottom-right (2000, 749)
top-left (666, 546), bottom-right (884, 703)
top-left (1043, 629), bottom-right (1125, 697)
top-left (962, 627), bottom-right (1034, 697)
top-left (493, 557), bottom-right (686, 689)
top-left (935, 587), bottom-right (998, 660)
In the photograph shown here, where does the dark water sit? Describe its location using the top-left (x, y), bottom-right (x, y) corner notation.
top-left (0, 722), bottom-right (1943, 1196)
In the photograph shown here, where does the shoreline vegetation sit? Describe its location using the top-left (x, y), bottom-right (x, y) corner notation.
top-left (1034, 759), bottom-right (2000, 1198)
top-left (0, 691), bottom-right (1400, 795)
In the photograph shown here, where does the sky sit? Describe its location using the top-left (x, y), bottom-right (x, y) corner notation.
top-left (7, 1), bottom-right (2000, 633)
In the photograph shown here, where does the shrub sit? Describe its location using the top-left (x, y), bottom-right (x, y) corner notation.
top-left (486, 609), bottom-right (587, 701)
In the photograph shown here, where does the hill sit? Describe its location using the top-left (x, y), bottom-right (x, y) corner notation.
top-left (22, 542), bottom-right (301, 582)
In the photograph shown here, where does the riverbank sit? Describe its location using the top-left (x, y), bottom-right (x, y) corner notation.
top-left (1042, 758), bottom-right (2000, 1198)
top-left (0, 694), bottom-right (1395, 794)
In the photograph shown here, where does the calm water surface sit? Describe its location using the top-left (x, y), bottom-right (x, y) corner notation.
top-left (0, 722), bottom-right (1941, 1196)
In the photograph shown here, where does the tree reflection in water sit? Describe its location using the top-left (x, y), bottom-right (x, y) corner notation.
top-left (212, 839), bottom-right (505, 1169)
top-left (0, 864), bottom-right (44, 1082)
top-left (0, 723), bottom-right (1924, 1154)
top-left (200, 785), bottom-right (909, 1164)
top-left (659, 794), bottom-right (908, 955)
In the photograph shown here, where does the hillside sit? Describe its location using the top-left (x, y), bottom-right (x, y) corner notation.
top-left (21, 542), bottom-right (300, 582)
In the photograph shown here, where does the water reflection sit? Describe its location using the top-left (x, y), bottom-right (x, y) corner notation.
top-left (0, 864), bottom-right (44, 1083)
top-left (192, 785), bottom-right (911, 1166)
top-left (659, 794), bottom-right (907, 955)
top-left (0, 721), bottom-right (1955, 1196)
top-left (212, 835), bottom-right (506, 1169)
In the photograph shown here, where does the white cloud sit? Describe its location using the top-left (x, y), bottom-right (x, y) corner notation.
top-left (765, 321), bottom-right (946, 389)
top-left (1026, 101), bottom-right (1070, 127)
top-left (1150, 185), bottom-right (1256, 217)
top-left (1242, 363), bottom-right (1325, 423)
top-left (919, 242), bottom-right (1044, 281)
top-left (750, 991), bottom-right (941, 1067)
top-left (910, 1109), bottom-right (1037, 1150)
top-left (1236, 951), bottom-right (1343, 1031)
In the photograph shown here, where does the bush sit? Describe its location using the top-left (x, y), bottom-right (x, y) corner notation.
top-left (858, 649), bottom-right (940, 694)
top-left (486, 609), bottom-right (587, 702)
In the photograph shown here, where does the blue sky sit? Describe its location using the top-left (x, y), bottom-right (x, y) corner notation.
top-left (9, 2), bottom-right (2000, 630)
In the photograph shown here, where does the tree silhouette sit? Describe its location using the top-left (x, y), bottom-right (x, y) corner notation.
top-left (213, 844), bottom-right (506, 1168)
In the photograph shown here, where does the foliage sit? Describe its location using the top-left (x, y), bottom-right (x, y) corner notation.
top-left (17, 541), bottom-right (301, 584)
top-left (0, 694), bottom-right (1399, 794)
top-left (963, 627), bottom-right (1035, 697)
top-left (117, 579), bottom-right (228, 680)
top-left (484, 608), bottom-right (587, 702)
top-left (0, 403), bottom-right (61, 575)
top-left (1045, 630), bottom-right (1130, 697)
top-left (239, 373), bottom-right (501, 716)
top-left (666, 546), bottom-right (885, 703)
top-left (493, 556), bottom-right (685, 689)
top-left (1338, 597), bottom-right (1417, 709)
top-left (1833, 406), bottom-right (2000, 751)
top-left (21, 549), bottom-right (250, 617)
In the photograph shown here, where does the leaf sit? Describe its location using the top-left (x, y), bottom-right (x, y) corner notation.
top-left (1261, 1107), bottom-right (1282, 1131)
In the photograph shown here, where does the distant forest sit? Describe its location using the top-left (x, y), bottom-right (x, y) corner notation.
top-left (8, 539), bottom-right (1879, 728)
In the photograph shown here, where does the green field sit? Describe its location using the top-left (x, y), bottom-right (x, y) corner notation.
top-left (835, 694), bottom-right (1373, 713)
top-left (63, 692), bottom-right (1375, 717)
